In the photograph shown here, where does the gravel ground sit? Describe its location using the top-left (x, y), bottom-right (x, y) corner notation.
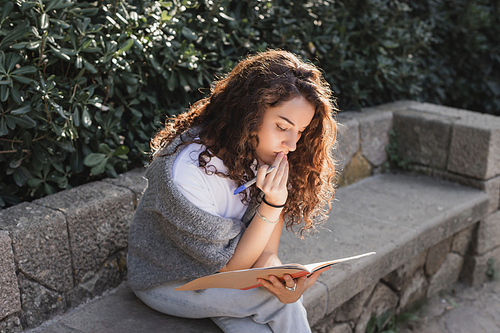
top-left (397, 280), bottom-right (500, 333)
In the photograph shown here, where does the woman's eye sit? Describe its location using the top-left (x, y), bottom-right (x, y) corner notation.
top-left (277, 125), bottom-right (287, 131)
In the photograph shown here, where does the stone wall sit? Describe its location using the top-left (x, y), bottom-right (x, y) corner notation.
top-left (386, 101), bottom-right (500, 287)
top-left (0, 100), bottom-right (499, 332)
top-left (311, 226), bottom-right (475, 333)
top-left (334, 107), bottom-right (393, 187)
top-left (336, 100), bottom-right (500, 286)
top-left (0, 170), bottom-right (147, 332)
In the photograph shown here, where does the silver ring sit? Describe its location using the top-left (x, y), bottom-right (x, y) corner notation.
top-left (285, 281), bottom-right (297, 292)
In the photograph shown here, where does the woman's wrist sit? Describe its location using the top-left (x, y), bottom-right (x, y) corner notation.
top-left (262, 196), bottom-right (286, 208)
top-left (255, 204), bottom-right (283, 226)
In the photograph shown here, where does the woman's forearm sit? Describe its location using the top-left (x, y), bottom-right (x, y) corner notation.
top-left (219, 205), bottom-right (283, 272)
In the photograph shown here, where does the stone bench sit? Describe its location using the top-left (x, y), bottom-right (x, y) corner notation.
top-left (2, 100), bottom-right (499, 332)
top-left (26, 172), bottom-right (489, 333)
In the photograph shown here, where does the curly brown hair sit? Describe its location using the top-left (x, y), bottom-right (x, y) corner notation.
top-left (151, 50), bottom-right (338, 236)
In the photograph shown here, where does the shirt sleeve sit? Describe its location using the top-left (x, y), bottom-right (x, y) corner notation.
top-left (173, 160), bottom-right (218, 215)
top-left (172, 159), bottom-right (220, 217)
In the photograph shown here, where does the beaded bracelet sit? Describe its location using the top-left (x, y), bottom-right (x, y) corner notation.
top-left (256, 210), bottom-right (279, 224)
top-left (262, 196), bottom-right (286, 209)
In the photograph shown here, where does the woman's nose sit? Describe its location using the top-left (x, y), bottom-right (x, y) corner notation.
top-left (283, 132), bottom-right (298, 152)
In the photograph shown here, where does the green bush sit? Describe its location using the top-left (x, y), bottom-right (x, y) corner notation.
top-left (0, 0), bottom-right (498, 208)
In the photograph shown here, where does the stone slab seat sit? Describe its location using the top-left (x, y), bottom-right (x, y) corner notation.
top-left (28, 173), bottom-right (489, 333)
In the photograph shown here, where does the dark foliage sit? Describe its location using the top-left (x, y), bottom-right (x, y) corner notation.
top-left (0, 0), bottom-right (498, 207)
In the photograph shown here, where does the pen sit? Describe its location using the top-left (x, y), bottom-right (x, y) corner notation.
top-left (233, 166), bottom-right (276, 195)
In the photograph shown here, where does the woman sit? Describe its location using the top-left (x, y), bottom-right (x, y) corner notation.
top-left (127, 49), bottom-right (338, 332)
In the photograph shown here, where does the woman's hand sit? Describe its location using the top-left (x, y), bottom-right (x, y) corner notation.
top-left (256, 152), bottom-right (289, 207)
top-left (257, 267), bottom-right (331, 304)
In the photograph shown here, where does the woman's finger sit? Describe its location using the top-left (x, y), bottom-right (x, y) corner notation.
top-left (305, 267), bottom-right (331, 286)
top-left (278, 159), bottom-right (289, 188)
top-left (283, 274), bottom-right (295, 289)
top-left (256, 153), bottom-right (284, 187)
top-left (257, 278), bottom-right (279, 295)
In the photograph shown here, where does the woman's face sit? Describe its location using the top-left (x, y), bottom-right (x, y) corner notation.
top-left (254, 96), bottom-right (315, 165)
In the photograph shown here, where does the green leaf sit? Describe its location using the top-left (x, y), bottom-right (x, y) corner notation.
top-left (0, 21), bottom-right (30, 49)
top-left (381, 41), bottom-right (399, 49)
top-left (396, 312), bottom-right (418, 323)
top-left (9, 114), bottom-right (36, 128)
top-left (161, 10), bottom-right (172, 22)
top-left (45, 0), bottom-right (64, 12)
top-left (82, 58), bottom-right (97, 74)
top-left (5, 53), bottom-right (21, 73)
top-left (40, 13), bottom-right (49, 30)
top-left (11, 75), bottom-right (36, 84)
top-left (27, 40), bottom-right (42, 50)
top-left (10, 42), bottom-right (28, 50)
top-left (106, 163), bottom-right (118, 178)
top-left (11, 104), bottom-right (31, 115)
top-left (90, 158), bottom-right (107, 175)
top-left (71, 146), bottom-right (84, 173)
top-left (10, 86), bottom-right (23, 104)
top-left (27, 178), bottom-right (43, 187)
top-left (44, 182), bottom-right (56, 195)
top-left (50, 18), bottom-right (70, 29)
top-left (49, 44), bottom-right (71, 61)
top-left (116, 38), bottom-right (134, 55)
top-left (113, 145), bottom-right (129, 156)
top-left (33, 144), bottom-right (49, 164)
top-left (9, 157), bottom-right (22, 168)
top-left (57, 176), bottom-right (68, 188)
top-left (0, 85), bottom-right (10, 102)
top-left (13, 169), bottom-right (28, 186)
top-left (51, 123), bottom-right (63, 136)
top-left (81, 106), bottom-right (92, 127)
top-left (1, 2), bottom-right (14, 25)
top-left (219, 12), bottom-right (235, 21)
top-left (0, 117), bottom-right (7, 136)
top-left (181, 27), bottom-right (197, 41)
top-left (167, 71), bottom-right (176, 91)
top-left (83, 153), bottom-right (107, 167)
top-left (98, 143), bottom-right (112, 154)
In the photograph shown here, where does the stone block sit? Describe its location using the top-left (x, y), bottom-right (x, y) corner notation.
top-left (0, 203), bottom-right (72, 292)
top-left (330, 323), bottom-right (353, 333)
top-left (451, 225), bottom-right (474, 255)
top-left (335, 113), bottom-right (360, 172)
top-left (335, 284), bottom-right (375, 322)
top-left (66, 250), bottom-right (127, 308)
top-left (58, 284), bottom-right (221, 333)
top-left (311, 307), bottom-right (336, 333)
top-left (0, 231), bottom-right (21, 321)
top-left (427, 253), bottom-right (463, 297)
top-left (410, 167), bottom-right (500, 214)
top-left (103, 167), bottom-right (148, 204)
top-left (359, 110), bottom-right (393, 166)
top-left (34, 181), bottom-right (134, 284)
top-left (19, 275), bottom-right (66, 329)
top-left (393, 110), bottom-right (453, 169)
top-left (337, 152), bottom-right (372, 188)
top-left (474, 210), bottom-right (500, 255)
top-left (415, 190), bottom-right (489, 253)
top-left (462, 246), bottom-right (500, 286)
top-left (369, 100), bottom-right (420, 113)
top-left (447, 115), bottom-right (500, 180)
top-left (0, 315), bottom-right (22, 333)
top-left (354, 283), bottom-right (398, 333)
top-left (425, 237), bottom-right (452, 277)
top-left (398, 268), bottom-right (428, 311)
top-left (382, 250), bottom-right (427, 292)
